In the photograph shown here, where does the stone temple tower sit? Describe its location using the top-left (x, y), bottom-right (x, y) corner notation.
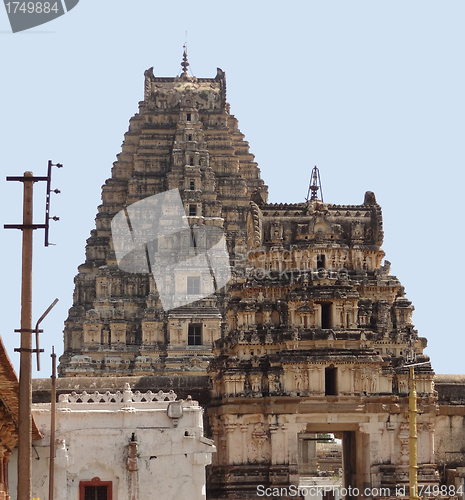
top-left (58, 53), bottom-right (439, 499)
top-left (58, 51), bottom-right (267, 377)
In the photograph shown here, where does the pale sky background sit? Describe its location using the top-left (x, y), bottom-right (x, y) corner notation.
top-left (0, 1), bottom-right (463, 378)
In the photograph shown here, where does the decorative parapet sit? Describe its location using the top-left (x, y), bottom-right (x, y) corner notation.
top-left (58, 382), bottom-right (177, 404)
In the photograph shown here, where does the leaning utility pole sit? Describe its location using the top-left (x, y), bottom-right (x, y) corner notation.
top-left (4, 162), bottom-right (61, 500)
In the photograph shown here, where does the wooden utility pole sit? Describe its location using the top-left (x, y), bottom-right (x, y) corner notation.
top-left (17, 171), bottom-right (34, 500)
top-left (4, 162), bottom-right (61, 500)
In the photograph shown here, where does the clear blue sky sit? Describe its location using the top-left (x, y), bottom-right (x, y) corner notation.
top-left (1, 1), bottom-right (464, 377)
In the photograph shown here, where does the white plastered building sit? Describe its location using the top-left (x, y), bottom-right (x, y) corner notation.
top-left (9, 384), bottom-right (215, 500)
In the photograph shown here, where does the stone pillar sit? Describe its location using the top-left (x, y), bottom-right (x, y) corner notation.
top-left (225, 424), bottom-right (236, 464)
top-left (427, 422), bottom-right (435, 464)
top-left (288, 430), bottom-right (300, 485)
top-left (281, 421), bottom-right (289, 465)
top-left (240, 424), bottom-right (248, 464)
top-left (314, 304), bottom-right (322, 328)
top-left (317, 366), bottom-right (324, 395)
top-left (358, 420), bottom-right (384, 491)
top-left (349, 366), bottom-right (356, 395)
top-left (398, 422), bottom-right (410, 466)
top-left (339, 366), bottom-right (348, 394)
top-left (386, 421), bottom-right (396, 466)
top-left (356, 426), bottom-right (371, 493)
top-left (269, 424), bottom-right (279, 465)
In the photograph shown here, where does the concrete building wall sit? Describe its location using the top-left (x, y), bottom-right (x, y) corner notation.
top-left (9, 384), bottom-right (215, 500)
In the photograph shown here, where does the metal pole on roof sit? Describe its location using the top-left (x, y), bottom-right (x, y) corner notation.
top-left (409, 365), bottom-right (418, 500)
top-left (401, 360), bottom-right (430, 500)
top-left (49, 347), bottom-right (57, 500)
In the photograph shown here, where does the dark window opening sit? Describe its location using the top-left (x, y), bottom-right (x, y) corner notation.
top-left (190, 180), bottom-right (195, 190)
top-left (189, 157), bottom-right (194, 166)
top-left (188, 134), bottom-right (193, 141)
top-left (188, 324), bottom-right (202, 345)
top-left (325, 366), bottom-right (337, 396)
top-left (190, 230), bottom-right (197, 248)
top-left (317, 254), bottom-right (325, 269)
top-left (186, 113), bottom-right (191, 121)
top-left (321, 303), bottom-right (332, 329)
top-left (189, 204), bottom-right (197, 216)
top-left (85, 487), bottom-right (108, 500)
top-left (80, 479), bottom-right (112, 500)
top-left (187, 276), bottom-right (200, 295)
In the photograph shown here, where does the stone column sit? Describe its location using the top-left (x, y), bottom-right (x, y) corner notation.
top-left (339, 366), bottom-right (347, 394)
top-left (225, 424), bottom-right (237, 464)
top-left (317, 366), bottom-right (324, 395)
top-left (307, 367), bottom-right (314, 393)
top-left (349, 366), bottom-right (356, 395)
top-left (240, 424), bottom-right (248, 464)
top-left (386, 421), bottom-right (396, 467)
top-left (427, 422), bottom-right (435, 464)
top-left (398, 423), bottom-right (410, 466)
top-left (287, 429), bottom-right (300, 485)
top-left (357, 425), bottom-right (371, 493)
top-left (306, 434), bottom-right (319, 475)
top-left (281, 422), bottom-right (289, 465)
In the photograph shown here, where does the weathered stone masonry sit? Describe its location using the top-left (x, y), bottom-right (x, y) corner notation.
top-left (53, 54), bottom-right (465, 499)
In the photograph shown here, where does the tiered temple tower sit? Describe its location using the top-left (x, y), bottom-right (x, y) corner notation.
top-left (59, 51), bottom-right (267, 377)
top-left (58, 54), bottom-right (438, 498)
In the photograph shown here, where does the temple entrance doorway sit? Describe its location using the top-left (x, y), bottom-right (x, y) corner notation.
top-left (298, 431), bottom-right (357, 500)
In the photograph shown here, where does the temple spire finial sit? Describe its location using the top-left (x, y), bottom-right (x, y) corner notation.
top-left (181, 43), bottom-right (189, 76)
top-left (306, 166), bottom-right (324, 202)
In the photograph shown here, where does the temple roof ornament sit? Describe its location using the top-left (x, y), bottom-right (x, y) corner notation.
top-left (180, 45), bottom-right (191, 80)
top-left (306, 165), bottom-right (324, 202)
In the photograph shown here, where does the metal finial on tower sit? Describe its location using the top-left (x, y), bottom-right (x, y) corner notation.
top-left (181, 44), bottom-right (189, 76)
top-left (306, 166), bottom-right (324, 202)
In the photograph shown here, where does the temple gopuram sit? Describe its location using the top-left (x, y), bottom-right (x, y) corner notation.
top-left (51, 52), bottom-right (465, 499)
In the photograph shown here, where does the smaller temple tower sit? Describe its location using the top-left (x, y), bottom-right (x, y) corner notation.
top-left (207, 178), bottom-right (436, 497)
